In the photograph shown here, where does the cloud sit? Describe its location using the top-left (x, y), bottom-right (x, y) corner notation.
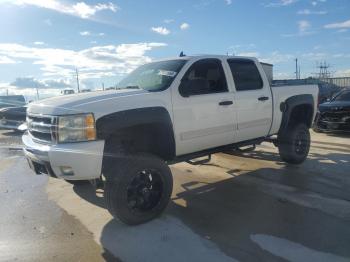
top-left (151, 26), bottom-right (170, 35)
top-left (0, 55), bottom-right (17, 64)
top-left (80, 31), bottom-right (91, 36)
top-left (10, 77), bottom-right (47, 89)
top-left (297, 9), bottom-right (327, 15)
top-left (260, 51), bottom-right (294, 64)
top-left (325, 19), bottom-right (350, 29)
top-left (44, 19), bottom-right (52, 26)
top-left (0, 42), bottom-right (167, 81)
top-left (9, 77), bottom-right (72, 90)
top-left (80, 31), bottom-right (106, 37)
top-left (44, 79), bottom-right (71, 88)
top-left (180, 23), bottom-right (190, 30)
top-left (282, 20), bottom-right (313, 37)
top-left (334, 69), bottom-right (350, 77)
top-left (14, 0), bottom-right (118, 19)
top-left (265, 0), bottom-right (298, 7)
top-left (34, 41), bottom-right (45, 45)
top-left (298, 20), bottom-right (311, 32)
top-left (164, 19), bottom-right (174, 24)
top-left (225, 0), bottom-right (232, 5)
top-left (337, 29), bottom-right (348, 33)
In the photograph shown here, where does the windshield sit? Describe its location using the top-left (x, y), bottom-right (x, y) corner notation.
top-left (117, 60), bottom-right (187, 92)
top-left (333, 90), bottom-right (350, 102)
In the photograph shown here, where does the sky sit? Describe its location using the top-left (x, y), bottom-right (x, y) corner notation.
top-left (0, 0), bottom-right (349, 100)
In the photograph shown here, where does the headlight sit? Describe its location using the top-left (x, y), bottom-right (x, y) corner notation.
top-left (57, 113), bottom-right (96, 143)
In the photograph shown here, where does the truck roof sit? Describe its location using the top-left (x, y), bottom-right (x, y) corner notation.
top-left (154, 54), bottom-right (260, 62)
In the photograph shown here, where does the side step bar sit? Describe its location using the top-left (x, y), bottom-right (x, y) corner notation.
top-left (186, 154), bottom-right (212, 165)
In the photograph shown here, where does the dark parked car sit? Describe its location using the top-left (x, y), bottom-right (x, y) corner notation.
top-left (0, 106), bottom-right (27, 130)
top-left (313, 89), bottom-right (350, 132)
top-left (0, 95), bottom-right (26, 109)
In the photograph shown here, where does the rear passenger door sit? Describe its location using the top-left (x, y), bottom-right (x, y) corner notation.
top-left (227, 59), bottom-right (273, 142)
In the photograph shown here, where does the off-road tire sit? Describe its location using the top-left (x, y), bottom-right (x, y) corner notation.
top-left (104, 154), bottom-right (173, 225)
top-left (278, 123), bottom-right (311, 164)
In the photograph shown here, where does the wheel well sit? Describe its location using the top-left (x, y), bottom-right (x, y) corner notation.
top-left (103, 122), bottom-right (175, 162)
top-left (288, 104), bottom-right (314, 128)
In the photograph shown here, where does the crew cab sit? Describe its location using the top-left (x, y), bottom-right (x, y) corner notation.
top-left (23, 55), bottom-right (318, 225)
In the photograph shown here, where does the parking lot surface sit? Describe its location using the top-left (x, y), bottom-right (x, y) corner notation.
top-left (1, 129), bottom-right (350, 261)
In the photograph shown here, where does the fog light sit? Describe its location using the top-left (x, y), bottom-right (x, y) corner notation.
top-left (60, 166), bottom-right (74, 176)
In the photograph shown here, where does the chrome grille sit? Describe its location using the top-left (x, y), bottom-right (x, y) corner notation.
top-left (27, 114), bottom-right (55, 143)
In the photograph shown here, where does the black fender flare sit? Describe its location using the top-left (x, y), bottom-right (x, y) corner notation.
top-left (278, 94), bottom-right (314, 135)
top-left (96, 107), bottom-right (176, 159)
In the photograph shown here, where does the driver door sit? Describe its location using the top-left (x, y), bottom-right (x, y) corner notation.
top-left (171, 58), bottom-right (236, 156)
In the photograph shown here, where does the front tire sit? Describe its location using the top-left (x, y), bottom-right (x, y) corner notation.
top-left (104, 154), bottom-right (173, 225)
top-left (278, 123), bottom-right (311, 164)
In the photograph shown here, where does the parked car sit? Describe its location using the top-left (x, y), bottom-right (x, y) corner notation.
top-left (80, 89), bottom-right (91, 93)
top-left (61, 89), bottom-right (75, 95)
top-left (272, 79), bottom-right (341, 105)
top-left (0, 95), bottom-right (26, 109)
top-left (313, 88), bottom-right (350, 132)
top-left (22, 55), bottom-right (318, 225)
top-left (0, 105), bottom-right (27, 131)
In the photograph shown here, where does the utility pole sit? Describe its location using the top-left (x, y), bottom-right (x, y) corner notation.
top-left (316, 61), bottom-right (331, 80)
top-left (295, 58), bottom-right (299, 79)
top-left (36, 88), bottom-right (39, 100)
top-left (6, 89), bottom-right (8, 96)
top-left (102, 82), bottom-right (105, 91)
top-left (75, 68), bottom-right (80, 93)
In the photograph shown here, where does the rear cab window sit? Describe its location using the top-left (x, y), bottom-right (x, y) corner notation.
top-left (227, 59), bottom-right (263, 91)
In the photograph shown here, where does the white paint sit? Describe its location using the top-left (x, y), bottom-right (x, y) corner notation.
top-left (251, 234), bottom-right (349, 262)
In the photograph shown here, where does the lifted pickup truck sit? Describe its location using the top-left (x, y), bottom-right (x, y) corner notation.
top-left (23, 55), bottom-right (318, 225)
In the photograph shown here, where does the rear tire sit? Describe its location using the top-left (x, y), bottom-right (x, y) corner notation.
top-left (278, 123), bottom-right (311, 164)
top-left (104, 154), bottom-right (173, 225)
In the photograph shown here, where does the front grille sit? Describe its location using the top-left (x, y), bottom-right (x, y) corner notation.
top-left (27, 114), bottom-right (55, 144)
top-left (320, 111), bottom-right (349, 123)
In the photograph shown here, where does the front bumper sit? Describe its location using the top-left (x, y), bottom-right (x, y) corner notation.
top-left (314, 112), bottom-right (350, 132)
top-left (22, 132), bottom-right (105, 180)
top-left (0, 118), bottom-right (22, 130)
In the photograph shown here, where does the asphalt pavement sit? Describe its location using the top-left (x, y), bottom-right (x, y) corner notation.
top-left (1, 129), bottom-right (350, 262)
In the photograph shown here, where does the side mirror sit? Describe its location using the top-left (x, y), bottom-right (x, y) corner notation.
top-left (179, 78), bottom-right (210, 97)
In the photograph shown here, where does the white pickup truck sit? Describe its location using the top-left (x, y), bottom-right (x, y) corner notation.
top-left (23, 55), bottom-right (318, 225)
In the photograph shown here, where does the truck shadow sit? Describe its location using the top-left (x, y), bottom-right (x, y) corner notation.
top-left (98, 154), bottom-right (350, 261)
top-left (73, 149), bottom-right (350, 261)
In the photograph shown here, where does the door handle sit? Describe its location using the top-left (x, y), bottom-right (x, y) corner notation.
top-left (219, 100), bottom-right (233, 106)
top-left (258, 96), bottom-right (269, 101)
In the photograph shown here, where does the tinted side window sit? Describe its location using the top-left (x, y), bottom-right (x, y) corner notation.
top-left (227, 59), bottom-right (263, 91)
top-left (180, 59), bottom-right (228, 96)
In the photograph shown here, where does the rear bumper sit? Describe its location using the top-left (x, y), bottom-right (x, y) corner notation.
top-left (22, 132), bottom-right (105, 180)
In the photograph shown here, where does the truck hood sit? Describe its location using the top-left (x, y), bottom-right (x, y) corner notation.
top-left (28, 89), bottom-right (148, 116)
